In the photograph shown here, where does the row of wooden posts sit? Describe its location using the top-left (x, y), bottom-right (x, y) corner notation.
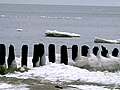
top-left (0, 43), bottom-right (78, 68)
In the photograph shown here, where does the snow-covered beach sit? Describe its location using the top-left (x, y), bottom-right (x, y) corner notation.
top-left (1, 4), bottom-right (120, 90)
top-left (0, 44), bottom-right (120, 90)
top-left (0, 56), bottom-right (120, 90)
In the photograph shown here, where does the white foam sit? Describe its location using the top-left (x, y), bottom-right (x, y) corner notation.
top-left (0, 15), bottom-right (5, 18)
top-left (39, 15), bottom-right (83, 20)
top-left (74, 17), bottom-right (82, 20)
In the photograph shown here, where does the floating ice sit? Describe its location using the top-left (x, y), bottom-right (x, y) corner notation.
top-left (45, 30), bottom-right (80, 37)
top-left (17, 28), bottom-right (22, 32)
top-left (94, 37), bottom-right (120, 44)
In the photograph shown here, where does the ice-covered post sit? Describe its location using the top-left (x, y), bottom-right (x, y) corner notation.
top-left (0, 44), bottom-right (7, 74)
top-left (72, 45), bottom-right (78, 61)
top-left (0, 44), bottom-right (6, 66)
top-left (32, 44), bottom-right (39, 67)
top-left (38, 43), bottom-right (46, 66)
top-left (101, 45), bottom-right (108, 57)
top-left (7, 44), bottom-right (16, 69)
top-left (48, 44), bottom-right (55, 63)
top-left (32, 43), bottom-right (46, 67)
top-left (112, 48), bottom-right (119, 57)
top-left (93, 46), bottom-right (99, 56)
top-left (81, 45), bottom-right (89, 57)
top-left (60, 45), bottom-right (68, 65)
top-left (21, 45), bottom-right (28, 67)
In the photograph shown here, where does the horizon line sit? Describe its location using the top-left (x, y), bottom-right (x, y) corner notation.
top-left (0, 3), bottom-right (120, 7)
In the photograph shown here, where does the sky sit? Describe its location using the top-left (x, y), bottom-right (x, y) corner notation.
top-left (1, 0), bottom-right (120, 6)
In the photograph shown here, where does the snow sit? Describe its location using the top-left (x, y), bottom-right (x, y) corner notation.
top-left (94, 37), bottom-right (120, 44)
top-left (2, 56), bottom-right (120, 86)
top-left (45, 30), bottom-right (80, 37)
top-left (17, 28), bottom-right (22, 32)
top-left (0, 83), bottom-right (29, 90)
top-left (0, 55), bottom-right (120, 90)
top-left (74, 49), bottom-right (120, 72)
top-left (5, 62), bottom-right (120, 86)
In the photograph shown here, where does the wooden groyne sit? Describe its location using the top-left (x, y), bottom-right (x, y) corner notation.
top-left (0, 43), bottom-right (119, 74)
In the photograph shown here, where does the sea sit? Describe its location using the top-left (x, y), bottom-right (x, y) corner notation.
top-left (0, 4), bottom-right (120, 57)
top-left (0, 4), bottom-right (120, 90)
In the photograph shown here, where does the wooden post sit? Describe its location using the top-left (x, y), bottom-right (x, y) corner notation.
top-left (32, 43), bottom-right (46, 67)
top-left (7, 44), bottom-right (15, 68)
top-left (38, 43), bottom-right (46, 66)
top-left (101, 45), bottom-right (108, 57)
top-left (0, 44), bottom-right (7, 74)
top-left (32, 44), bottom-right (39, 67)
top-left (112, 48), bottom-right (119, 57)
top-left (81, 45), bottom-right (89, 57)
top-left (48, 44), bottom-right (55, 63)
top-left (0, 44), bottom-right (6, 66)
top-left (60, 45), bottom-right (68, 65)
top-left (21, 45), bottom-right (28, 67)
top-left (93, 46), bottom-right (99, 56)
top-left (72, 45), bottom-right (78, 61)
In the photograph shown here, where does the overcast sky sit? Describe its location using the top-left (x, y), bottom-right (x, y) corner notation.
top-left (1, 0), bottom-right (120, 6)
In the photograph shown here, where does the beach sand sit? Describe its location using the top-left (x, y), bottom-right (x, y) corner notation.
top-left (0, 76), bottom-right (119, 90)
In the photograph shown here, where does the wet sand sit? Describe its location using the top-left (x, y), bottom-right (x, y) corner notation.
top-left (0, 76), bottom-right (119, 90)
top-left (0, 76), bottom-right (77, 90)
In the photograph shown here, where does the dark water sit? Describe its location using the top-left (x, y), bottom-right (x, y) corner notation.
top-left (0, 4), bottom-right (120, 57)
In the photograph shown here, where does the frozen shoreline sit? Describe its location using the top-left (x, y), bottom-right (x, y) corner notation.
top-left (0, 56), bottom-right (120, 90)
top-left (2, 57), bottom-right (120, 85)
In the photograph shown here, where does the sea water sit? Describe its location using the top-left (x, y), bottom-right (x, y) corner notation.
top-left (0, 4), bottom-right (120, 57)
top-left (0, 4), bottom-right (120, 90)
